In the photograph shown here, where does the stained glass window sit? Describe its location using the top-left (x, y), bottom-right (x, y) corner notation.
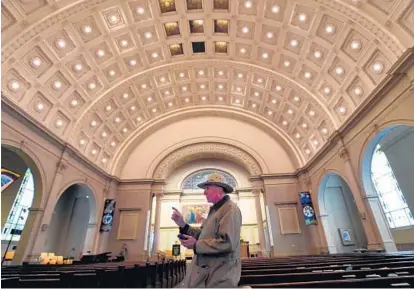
top-left (2, 168), bottom-right (34, 242)
top-left (371, 145), bottom-right (414, 228)
top-left (182, 169), bottom-right (237, 191)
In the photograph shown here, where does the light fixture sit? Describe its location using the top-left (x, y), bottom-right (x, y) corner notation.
top-left (298, 13), bottom-right (307, 22)
top-left (267, 111), bottom-right (273, 115)
top-left (144, 32), bottom-right (152, 39)
top-left (136, 116), bottom-right (142, 122)
top-left (122, 92), bottom-right (129, 99)
top-left (82, 25), bottom-right (93, 34)
top-left (271, 5), bottom-right (280, 13)
top-left (350, 40), bottom-right (361, 50)
top-left (294, 96), bottom-right (300, 102)
top-left (198, 70), bottom-right (204, 76)
top-left (115, 117), bottom-right (121, 123)
top-left (101, 132), bottom-right (107, 138)
top-left (52, 80), bottom-right (63, 90)
top-left (271, 99), bottom-right (276, 104)
top-left (252, 103), bottom-right (257, 108)
top-left (235, 99), bottom-right (240, 104)
top-left (111, 141), bottom-right (116, 147)
top-left (147, 96), bottom-right (152, 102)
top-left (105, 105), bottom-right (112, 111)
top-left (36, 103), bottom-right (45, 112)
top-left (88, 82), bottom-right (96, 90)
top-left (237, 73), bottom-right (243, 78)
top-left (108, 70), bottom-right (116, 77)
top-left (79, 139), bottom-right (86, 145)
top-left (129, 59), bottom-right (137, 66)
top-left (254, 92), bottom-right (260, 97)
top-left (335, 66), bottom-right (345, 76)
top-left (160, 77), bottom-right (166, 82)
top-left (240, 48), bottom-right (246, 54)
top-left (122, 127), bottom-right (128, 133)
top-left (296, 133), bottom-right (301, 139)
top-left (325, 24), bottom-right (336, 34)
top-left (218, 70), bottom-right (224, 76)
top-left (257, 78), bottom-right (263, 83)
top-left (218, 84), bottom-right (224, 89)
top-left (96, 49), bottom-right (105, 58)
top-left (179, 72), bottom-right (185, 78)
top-left (338, 105), bottom-right (346, 114)
top-left (242, 26), bottom-right (249, 34)
top-left (70, 99), bottom-right (78, 107)
top-left (151, 52), bottom-right (159, 58)
top-left (323, 87), bottom-right (331, 95)
top-left (282, 120), bottom-right (288, 126)
top-left (74, 63), bottom-right (83, 72)
top-left (304, 72), bottom-right (312, 79)
top-left (218, 96), bottom-right (223, 101)
top-left (262, 52), bottom-right (269, 59)
top-left (290, 39), bottom-right (299, 47)
top-left (354, 86), bottom-right (363, 96)
top-left (141, 84), bottom-right (147, 89)
top-left (120, 39), bottom-right (128, 47)
top-left (284, 60), bottom-right (291, 68)
top-left (266, 32), bottom-right (274, 39)
top-left (287, 109), bottom-right (293, 114)
top-left (136, 6), bottom-right (145, 14)
top-left (309, 110), bottom-right (315, 116)
top-left (372, 61), bottom-right (384, 74)
top-left (152, 108), bottom-right (157, 113)
top-left (8, 79), bottom-right (21, 91)
top-left (302, 123), bottom-right (308, 129)
top-left (236, 87), bottom-right (241, 92)
top-left (90, 120), bottom-right (97, 127)
top-left (108, 13), bottom-right (120, 25)
top-left (321, 128), bottom-right (328, 134)
top-left (244, 1), bottom-right (252, 8)
top-left (102, 158), bottom-right (108, 164)
top-left (164, 90), bottom-right (170, 95)
top-left (200, 84), bottom-right (206, 89)
top-left (182, 86), bottom-right (188, 91)
top-left (31, 57), bottom-right (42, 68)
top-left (314, 50), bottom-right (323, 59)
top-left (201, 96), bottom-right (207, 100)
top-left (91, 149), bottom-right (97, 155)
top-left (313, 140), bottom-right (319, 146)
top-left (305, 149), bottom-right (311, 155)
top-left (55, 38), bottom-right (66, 49)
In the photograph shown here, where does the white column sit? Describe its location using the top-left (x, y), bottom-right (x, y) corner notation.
top-left (319, 214), bottom-right (338, 254)
top-left (340, 148), bottom-right (384, 250)
top-left (152, 192), bottom-right (163, 254)
top-left (253, 189), bottom-right (266, 252)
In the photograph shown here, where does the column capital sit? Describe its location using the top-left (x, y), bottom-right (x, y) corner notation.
top-left (154, 191), bottom-right (164, 199)
top-left (252, 188), bottom-right (263, 196)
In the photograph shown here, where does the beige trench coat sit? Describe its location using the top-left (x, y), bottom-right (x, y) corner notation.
top-left (179, 196), bottom-right (242, 288)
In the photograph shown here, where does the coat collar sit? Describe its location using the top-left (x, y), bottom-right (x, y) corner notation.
top-left (210, 195), bottom-right (230, 213)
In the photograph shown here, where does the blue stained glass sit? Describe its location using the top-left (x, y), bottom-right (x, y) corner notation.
top-left (182, 169), bottom-right (237, 190)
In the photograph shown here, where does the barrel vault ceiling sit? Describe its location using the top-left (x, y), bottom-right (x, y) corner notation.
top-left (1, 0), bottom-right (413, 174)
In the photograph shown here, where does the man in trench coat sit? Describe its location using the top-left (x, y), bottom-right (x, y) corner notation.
top-left (171, 173), bottom-right (242, 288)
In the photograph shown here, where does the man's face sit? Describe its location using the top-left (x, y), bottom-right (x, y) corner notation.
top-left (203, 185), bottom-right (223, 203)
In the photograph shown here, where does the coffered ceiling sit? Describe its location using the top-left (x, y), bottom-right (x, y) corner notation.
top-left (1, 0), bottom-right (413, 174)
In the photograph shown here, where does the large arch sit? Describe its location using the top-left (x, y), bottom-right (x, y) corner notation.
top-left (0, 141), bottom-right (46, 264)
top-left (318, 171), bottom-right (367, 253)
top-left (360, 121), bottom-right (414, 252)
top-left (45, 183), bottom-right (97, 260)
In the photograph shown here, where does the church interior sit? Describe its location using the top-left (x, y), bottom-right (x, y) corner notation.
top-left (1, 0), bottom-right (414, 287)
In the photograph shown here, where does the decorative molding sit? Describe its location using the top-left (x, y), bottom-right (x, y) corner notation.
top-left (274, 201), bottom-right (298, 206)
top-left (153, 142), bottom-right (262, 179)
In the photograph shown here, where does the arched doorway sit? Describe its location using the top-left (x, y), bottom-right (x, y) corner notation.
top-left (318, 172), bottom-right (367, 253)
top-left (44, 184), bottom-right (97, 260)
top-left (1, 145), bottom-right (44, 264)
top-left (362, 125), bottom-right (414, 251)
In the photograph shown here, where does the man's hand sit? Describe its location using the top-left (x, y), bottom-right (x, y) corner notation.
top-left (179, 234), bottom-right (197, 250)
top-left (171, 207), bottom-right (186, 228)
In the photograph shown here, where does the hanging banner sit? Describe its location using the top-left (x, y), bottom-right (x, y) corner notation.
top-left (172, 244), bottom-right (181, 257)
top-left (298, 192), bottom-right (317, 225)
top-left (100, 199), bottom-right (116, 232)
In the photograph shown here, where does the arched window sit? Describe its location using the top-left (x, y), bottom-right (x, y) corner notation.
top-left (371, 145), bottom-right (414, 228)
top-left (182, 169), bottom-right (237, 191)
top-left (2, 168), bottom-right (34, 242)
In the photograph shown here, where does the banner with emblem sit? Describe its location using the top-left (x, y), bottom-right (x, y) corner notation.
top-left (298, 192), bottom-right (317, 225)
